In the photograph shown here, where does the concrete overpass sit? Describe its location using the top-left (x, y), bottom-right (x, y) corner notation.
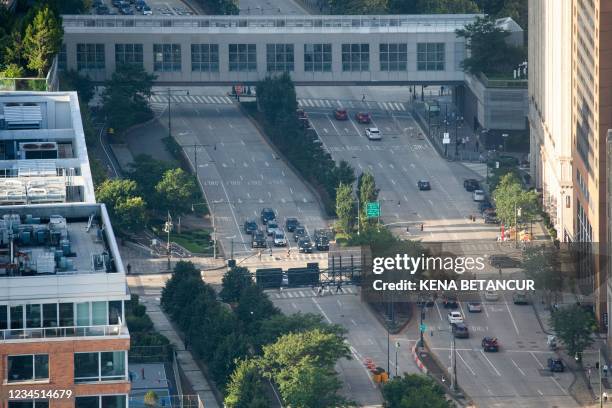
top-left (60, 14), bottom-right (480, 85)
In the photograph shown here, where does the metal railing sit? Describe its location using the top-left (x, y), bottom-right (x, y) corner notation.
top-left (0, 56), bottom-right (58, 92)
top-left (0, 323), bottom-right (127, 341)
top-left (478, 72), bottom-right (527, 89)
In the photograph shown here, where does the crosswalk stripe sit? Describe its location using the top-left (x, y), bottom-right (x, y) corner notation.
top-left (223, 96), bottom-right (233, 103)
top-left (298, 99), bottom-right (303, 107)
top-left (194, 96), bottom-right (204, 103)
top-left (394, 103), bottom-right (402, 111)
top-left (324, 100), bottom-right (332, 107)
top-left (336, 99), bottom-right (342, 107)
top-left (151, 95), bottom-right (160, 103)
top-left (399, 102), bottom-right (406, 110)
top-left (202, 96), bottom-right (213, 103)
top-left (287, 292), bottom-right (294, 298)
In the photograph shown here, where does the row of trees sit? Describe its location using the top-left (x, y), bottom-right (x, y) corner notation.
top-left (491, 173), bottom-right (538, 228)
top-left (254, 73), bottom-right (355, 215)
top-left (95, 155), bottom-right (200, 233)
top-left (336, 172), bottom-right (379, 235)
top-left (160, 262), bottom-right (350, 405)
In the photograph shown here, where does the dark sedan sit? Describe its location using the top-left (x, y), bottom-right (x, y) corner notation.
top-left (417, 180), bottom-right (431, 191)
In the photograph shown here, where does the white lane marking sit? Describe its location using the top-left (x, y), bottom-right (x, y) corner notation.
top-left (292, 302), bottom-right (298, 309)
top-left (511, 358), bottom-right (526, 376)
top-left (537, 390), bottom-right (543, 396)
top-left (337, 299), bottom-right (342, 307)
top-left (349, 345), bottom-right (377, 388)
top-left (458, 301), bottom-right (466, 317)
top-left (434, 301), bottom-right (443, 321)
top-left (391, 179), bottom-right (396, 185)
top-left (290, 187), bottom-right (294, 194)
top-left (327, 114), bottom-right (340, 134)
top-left (505, 301), bottom-right (520, 335)
top-left (350, 319), bottom-right (357, 326)
top-left (312, 298), bottom-right (331, 323)
top-left (479, 350), bottom-right (502, 376)
top-left (456, 351), bottom-right (476, 376)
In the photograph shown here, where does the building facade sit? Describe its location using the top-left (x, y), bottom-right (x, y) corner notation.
top-left (0, 92), bottom-right (131, 408)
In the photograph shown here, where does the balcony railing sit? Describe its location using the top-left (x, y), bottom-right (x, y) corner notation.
top-left (0, 323), bottom-right (128, 341)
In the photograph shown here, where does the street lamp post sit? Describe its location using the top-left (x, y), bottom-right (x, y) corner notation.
top-left (182, 143), bottom-right (211, 184)
top-left (151, 88), bottom-right (190, 140)
top-left (163, 212), bottom-right (173, 271)
top-left (395, 341), bottom-right (400, 377)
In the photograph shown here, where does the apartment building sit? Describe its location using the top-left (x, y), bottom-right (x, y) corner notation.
top-left (0, 92), bottom-right (130, 408)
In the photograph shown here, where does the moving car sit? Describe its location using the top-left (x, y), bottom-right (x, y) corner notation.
top-left (314, 230), bottom-right (330, 251)
top-left (365, 128), bottom-right (381, 140)
top-left (260, 208), bottom-right (276, 224)
top-left (443, 295), bottom-right (458, 309)
top-left (479, 200), bottom-right (493, 213)
top-left (489, 255), bottom-right (522, 268)
top-left (512, 291), bottom-right (529, 305)
top-left (473, 189), bottom-right (486, 202)
top-left (251, 231), bottom-right (266, 248)
top-left (484, 290), bottom-right (499, 301)
top-left (293, 225), bottom-right (306, 242)
top-left (484, 211), bottom-right (499, 224)
top-left (356, 112), bottom-right (371, 124)
top-left (266, 221), bottom-right (279, 236)
top-left (298, 237), bottom-right (313, 253)
top-left (447, 311), bottom-right (464, 324)
top-left (273, 231), bottom-right (287, 247)
top-left (417, 180), bottom-right (431, 191)
top-left (482, 337), bottom-right (499, 352)
top-left (285, 217), bottom-right (299, 232)
top-left (547, 357), bottom-right (565, 372)
top-left (464, 179), bottom-right (480, 192)
top-left (243, 220), bottom-right (257, 235)
top-left (467, 302), bottom-right (482, 313)
top-left (452, 323), bottom-right (469, 338)
top-left (334, 109), bottom-right (348, 121)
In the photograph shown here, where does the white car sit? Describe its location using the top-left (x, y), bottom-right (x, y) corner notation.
top-left (142, 6), bottom-right (152, 15)
top-left (266, 221), bottom-right (279, 236)
top-left (273, 231), bottom-right (287, 247)
top-left (447, 311), bottom-right (464, 324)
top-left (473, 189), bottom-right (485, 202)
top-left (484, 290), bottom-right (499, 301)
top-left (365, 127), bottom-right (381, 140)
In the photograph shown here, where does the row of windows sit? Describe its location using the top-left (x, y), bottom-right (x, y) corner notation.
top-left (73, 42), bottom-right (447, 73)
top-left (8, 395), bottom-right (126, 408)
top-left (0, 301), bottom-right (123, 330)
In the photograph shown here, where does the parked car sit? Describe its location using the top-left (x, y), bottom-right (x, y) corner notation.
top-left (452, 323), bottom-right (469, 338)
top-left (293, 225), bottom-right (306, 242)
top-left (482, 337), bottom-right (499, 352)
top-left (244, 220), bottom-right (258, 234)
top-left (96, 4), bottom-right (110, 13)
top-left (479, 200), bottom-right (493, 213)
top-left (473, 189), bottom-right (486, 202)
top-left (467, 302), bottom-right (482, 313)
top-left (334, 108), bottom-right (348, 120)
top-left (266, 221), bottom-right (279, 236)
top-left (484, 290), bottom-right (499, 301)
top-left (417, 180), bottom-right (431, 191)
top-left (285, 217), bottom-right (299, 232)
top-left (355, 112), bottom-right (371, 124)
top-left (513, 291), bottom-right (529, 305)
top-left (365, 127), bottom-right (381, 140)
top-left (273, 231), bottom-right (287, 247)
top-left (298, 237), bottom-right (313, 253)
top-left (447, 311), bottom-right (464, 324)
top-left (489, 255), bottom-right (522, 268)
top-left (547, 357), bottom-right (565, 372)
top-left (142, 5), bottom-right (152, 14)
top-left (464, 179), bottom-right (480, 192)
top-left (251, 231), bottom-right (266, 248)
top-left (261, 208), bottom-right (276, 224)
top-left (484, 211), bottom-right (499, 224)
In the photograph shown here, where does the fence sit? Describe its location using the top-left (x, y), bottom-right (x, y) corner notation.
top-left (128, 394), bottom-right (204, 408)
top-left (0, 56), bottom-right (59, 92)
top-left (129, 345), bottom-right (175, 363)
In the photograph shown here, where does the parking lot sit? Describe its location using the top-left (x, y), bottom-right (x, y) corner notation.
top-left (93, 0), bottom-right (196, 15)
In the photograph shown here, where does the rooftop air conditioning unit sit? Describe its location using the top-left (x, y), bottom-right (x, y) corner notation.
top-left (18, 142), bottom-right (58, 160)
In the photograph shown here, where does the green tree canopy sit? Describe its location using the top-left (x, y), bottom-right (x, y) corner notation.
top-left (23, 6), bottom-right (62, 76)
top-left (550, 304), bottom-right (597, 360)
top-left (60, 70), bottom-right (95, 105)
top-left (336, 183), bottom-right (354, 234)
top-left (224, 359), bottom-right (271, 408)
top-left (128, 154), bottom-right (173, 199)
top-left (235, 284), bottom-right (279, 334)
top-left (358, 171), bottom-right (379, 229)
top-left (96, 179), bottom-right (147, 232)
top-left (155, 168), bottom-right (200, 215)
top-left (382, 374), bottom-right (452, 408)
top-left (492, 172), bottom-right (538, 226)
top-left (220, 266), bottom-right (253, 303)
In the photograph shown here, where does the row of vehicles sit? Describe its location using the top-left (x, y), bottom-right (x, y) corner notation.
top-left (245, 209), bottom-right (330, 252)
top-left (95, 0), bottom-right (152, 15)
top-left (464, 178), bottom-right (499, 223)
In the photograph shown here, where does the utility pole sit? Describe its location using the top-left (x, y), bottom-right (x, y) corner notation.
top-left (395, 341), bottom-right (400, 377)
top-left (183, 143), bottom-right (210, 184)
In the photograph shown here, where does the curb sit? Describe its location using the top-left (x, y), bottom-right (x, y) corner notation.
top-left (412, 343), bottom-right (428, 374)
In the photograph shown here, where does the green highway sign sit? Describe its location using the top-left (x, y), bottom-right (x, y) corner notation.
top-left (419, 323), bottom-right (427, 333)
top-left (366, 202), bottom-right (380, 218)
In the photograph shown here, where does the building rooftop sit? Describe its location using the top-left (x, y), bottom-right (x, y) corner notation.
top-left (0, 91), bottom-right (95, 205)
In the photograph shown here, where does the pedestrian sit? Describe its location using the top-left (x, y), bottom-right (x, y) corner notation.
top-left (362, 94), bottom-right (366, 102)
top-left (336, 282), bottom-right (342, 293)
top-left (184, 336), bottom-right (189, 350)
top-left (287, 247), bottom-right (291, 257)
top-left (126, 263), bottom-right (131, 275)
top-left (317, 285), bottom-right (323, 296)
top-left (258, 250), bottom-right (262, 260)
top-left (603, 391), bottom-right (608, 403)
top-left (420, 223), bottom-right (424, 231)
top-left (269, 247), bottom-right (272, 256)
top-left (604, 364), bottom-right (608, 377)
top-left (475, 140), bottom-right (480, 152)
top-left (498, 268), bottom-right (502, 276)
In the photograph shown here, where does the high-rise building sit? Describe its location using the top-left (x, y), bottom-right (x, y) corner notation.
top-left (0, 92), bottom-right (131, 408)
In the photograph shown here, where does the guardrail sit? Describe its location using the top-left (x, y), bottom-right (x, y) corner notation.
top-left (0, 323), bottom-right (127, 341)
top-left (478, 72), bottom-right (527, 89)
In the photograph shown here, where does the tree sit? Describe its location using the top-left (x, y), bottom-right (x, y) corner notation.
top-left (382, 374), bottom-right (452, 408)
top-left (327, 0), bottom-right (388, 14)
top-left (456, 16), bottom-right (526, 76)
top-left (220, 267), bottom-right (253, 303)
top-left (103, 64), bottom-right (156, 131)
top-left (334, 160), bottom-right (356, 186)
top-left (235, 284), bottom-right (279, 335)
top-left (4, 31), bottom-right (24, 67)
top-left (336, 183), bottom-right (354, 234)
top-left (492, 173), bottom-right (537, 227)
top-left (550, 304), bottom-right (597, 360)
top-left (155, 168), bottom-right (200, 215)
top-left (143, 391), bottom-right (159, 408)
top-left (210, 334), bottom-right (250, 386)
top-left (1, 63), bottom-right (24, 78)
top-left (256, 73), bottom-right (297, 125)
top-left (95, 179), bottom-right (147, 232)
top-left (358, 172), bottom-right (379, 228)
top-left (225, 359), bottom-right (270, 408)
top-left (22, 6), bottom-right (63, 76)
top-left (128, 155), bottom-right (173, 199)
top-left (60, 70), bottom-right (95, 105)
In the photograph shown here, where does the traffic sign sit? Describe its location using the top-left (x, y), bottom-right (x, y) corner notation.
top-left (419, 323), bottom-right (427, 332)
top-left (442, 132), bottom-right (450, 144)
top-left (366, 202), bottom-right (380, 218)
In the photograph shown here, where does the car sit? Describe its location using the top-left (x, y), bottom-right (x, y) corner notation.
top-left (482, 337), bottom-right (499, 352)
top-left (512, 291), bottom-right (529, 305)
top-left (443, 295), bottom-right (458, 309)
top-left (365, 127), bottom-right (381, 140)
top-left (417, 180), bottom-right (431, 191)
top-left (298, 237), bottom-right (313, 253)
top-left (464, 179), bottom-right (480, 192)
top-left (489, 255), bottom-right (522, 269)
top-left (467, 302), bottom-right (482, 313)
top-left (314, 230), bottom-right (330, 251)
top-left (293, 225), bottom-right (306, 242)
top-left (452, 323), bottom-right (469, 338)
top-left (285, 217), bottom-right (299, 232)
top-left (355, 112), bottom-right (371, 124)
top-left (479, 200), bottom-right (493, 213)
top-left (484, 290), bottom-right (499, 301)
top-left (273, 231), bottom-right (287, 246)
top-left (473, 189), bottom-right (486, 202)
top-left (260, 208), bottom-right (276, 224)
top-left (297, 108), bottom-right (308, 119)
top-left (142, 5), bottom-right (152, 14)
top-left (484, 211), bottom-right (499, 224)
top-left (244, 220), bottom-right (257, 234)
top-left (417, 295), bottom-right (435, 307)
top-left (251, 231), bottom-right (266, 248)
top-left (447, 311), bottom-right (464, 324)
top-left (96, 4), bottom-right (110, 14)
top-left (281, 273), bottom-right (289, 286)
top-left (334, 108), bottom-right (348, 120)
top-left (547, 357), bottom-right (565, 372)
top-left (266, 221), bottom-right (279, 236)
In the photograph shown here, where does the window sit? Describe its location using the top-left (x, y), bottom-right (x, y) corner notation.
top-left (1, 305), bottom-right (7, 330)
top-left (266, 44), bottom-right (294, 72)
top-left (229, 44), bottom-right (257, 72)
top-left (153, 44), bottom-right (181, 72)
top-left (92, 302), bottom-right (107, 325)
top-left (58, 44), bottom-right (67, 71)
top-left (76, 44), bottom-right (105, 70)
top-left (191, 44), bottom-right (219, 72)
top-left (342, 43), bottom-right (369, 72)
top-left (7, 354), bottom-right (49, 382)
top-left (8, 401), bottom-right (49, 408)
top-left (74, 351), bottom-right (126, 383)
top-left (26, 304), bottom-right (41, 328)
top-left (380, 43), bottom-right (407, 71)
top-left (76, 395), bottom-right (126, 408)
top-left (304, 43), bottom-right (332, 72)
top-left (108, 301), bottom-right (123, 325)
top-left (59, 303), bottom-right (73, 327)
top-left (10, 305), bottom-right (23, 329)
top-left (115, 44), bottom-right (143, 67)
top-left (42, 304), bottom-right (57, 328)
top-left (417, 42), bottom-right (445, 71)
top-left (77, 303), bottom-right (90, 326)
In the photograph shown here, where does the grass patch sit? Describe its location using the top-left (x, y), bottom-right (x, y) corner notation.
top-left (170, 229), bottom-right (213, 254)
